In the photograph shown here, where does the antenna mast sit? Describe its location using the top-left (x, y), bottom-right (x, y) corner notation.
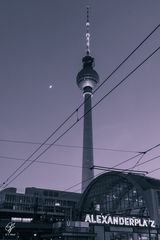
top-left (86, 6), bottom-right (90, 55)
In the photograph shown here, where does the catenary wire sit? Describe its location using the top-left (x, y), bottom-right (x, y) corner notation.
top-left (130, 154), bottom-right (145, 170)
top-left (0, 155), bottom-right (82, 169)
top-left (107, 153), bottom-right (144, 169)
top-left (63, 144), bottom-right (160, 192)
top-left (92, 23), bottom-right (160, 95)
top-left (0, 110), bottom-right (77, 188)
top-left (101, 143), bottom-right (160, 171)
top-left (0, 24), bottom-right (159, 187)
top-left (90, 46), bottom-right (160, 113)
top-left (1, 46), bottom-right (160, 189)
top-left (130, 143), bottom-right (160, 169)
top-left (0, 139), bottom-right (140, 154)
top-left (1, 24), bottom-right (159, 189)
top-left (64, 154), bottom-right (142, 192)
top-left (148, 165), bottom-right (160, 174)
top-left (1, 45), bottom-right (160, 190)
top-left (135, 155), bottom-right (160, 169)
top-left (0, 152), bottom-right (143, 170)
top-left (61, 143), bottom-right (160, 195)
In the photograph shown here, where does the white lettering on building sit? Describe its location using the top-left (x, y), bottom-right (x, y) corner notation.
top-left (84, 214), bottom-right (155, 228)
top-left (5, 222), bottom-right (15, 234)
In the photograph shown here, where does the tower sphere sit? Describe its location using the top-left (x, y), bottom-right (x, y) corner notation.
top-left (76, 55), bottom-right (99, 94)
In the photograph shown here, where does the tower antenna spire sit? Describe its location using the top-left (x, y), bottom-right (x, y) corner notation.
top-left (86, 6), bottom-right (90, 56)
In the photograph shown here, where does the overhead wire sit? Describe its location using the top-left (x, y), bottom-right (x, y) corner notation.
top-left (0, 23), bottom-right (159, 188)
top-left (59, 22), bottom-right (160, 193)
top-left (90, 46), bottom-right (160, 113)
top-left (131, 143), bottom-right (160, 169)
top-left (107, 153), bottom-right (144, 169)
top-left (0, 139), bottom-right (140, 154)
top-left (92, 23), bottom-right (160, 95)
top-left (0, 110), bottom-right (77, 188)
top-left (1, 21), bottom-right (159, 164)
top-left (63, 143), bottom-right (160, 192)
top-left (99, 143), bottom-right (160, 172)
top-left (1, 23), bottom-right (160, 189)
top-left (135, 155), bottom-right (160, 170)
top-left (1, 43), bottom-right (160, 190)
top-left (148, 165), bottom-right (160, 174)
top-left (0, 155), bottom-right (82, 169)
top-left (130, 154), bottom-right (146, 170)
top-left (64, 153), bottom-right (142, 192)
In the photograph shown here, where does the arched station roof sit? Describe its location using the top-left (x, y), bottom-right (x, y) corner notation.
top-left (79, 171), bottom-right (160, 217)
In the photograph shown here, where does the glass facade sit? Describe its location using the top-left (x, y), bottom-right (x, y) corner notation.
top-left (80, 173), bottom-right (148, 217)
top-left (1, 173), bottom-right (160, 239)
top-left (79, 172), bottom-right (160, 240)
top-left (0, 187), bottom-right (81, 222)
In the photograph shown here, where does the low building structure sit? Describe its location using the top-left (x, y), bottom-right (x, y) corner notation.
top-left (1, 172), bottom-right (160, 239)
top-left (0, 187), bottom-right (81, 240)
top-left (79, 171), bottom-right (160, 240)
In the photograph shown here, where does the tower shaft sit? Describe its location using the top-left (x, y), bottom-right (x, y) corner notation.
top-left (82, 93), bottom-right (94, 192)
top-left (76, 8), bottom-right (99, 192)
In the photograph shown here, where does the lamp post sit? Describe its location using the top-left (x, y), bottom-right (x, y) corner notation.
top-left (148, 221), bottom-right (151, 240)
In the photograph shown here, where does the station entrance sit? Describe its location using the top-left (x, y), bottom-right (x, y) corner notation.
top-left (79, 172), bottom-right (160, 240)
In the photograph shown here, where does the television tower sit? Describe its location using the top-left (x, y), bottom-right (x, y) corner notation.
top-left (76, 7), bottom-right (99, 192)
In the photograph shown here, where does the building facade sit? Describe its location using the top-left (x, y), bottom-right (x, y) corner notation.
top-left (0, 187), bottom-right (80, 220)
top-left (79, 171), bottom-right (160, 240)
top-left (1, 172), bottom-right (160, 239)
top-left (1, 7), bottom-right (160, 240)
top-left (0, 187), bottom-right (81, 239)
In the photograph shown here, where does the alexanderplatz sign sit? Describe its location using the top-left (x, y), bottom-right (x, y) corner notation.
top-left (84, 214), bottom-right (156, 228)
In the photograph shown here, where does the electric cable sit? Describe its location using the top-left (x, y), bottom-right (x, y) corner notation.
top-left (1, 26), bottom-right (160, 189)
top-left (111, 153), bottom-right (144, 169)
top-left (0, 139), bottom-right (140, 154)
top-left (101, 143), bottom-right (160, 171)
top-left (131, 143), bottom-right (160, 169)
top-left (148, 164), bottom-right (160, 174)
top-left (1, 21), bottom-right (159, 158)
top-left (64, 153), bottom-right (141, 192)
top-left (90, 46), bottom-right (160, 113)
top-left (130, 154), bottom-right (146, 170)
top-left (1, 45), bottom-right (160, 190)
top-left (0, 110), bottom-right (77, 188)
top-left (0, 155), bottom-right (82, 168)
top-left (135, 155), bottom-right (160, 169)
top-left (92, 23), bottom-right (160, 96)
top-left (64, 153), bottom-right (160, 193)
top-left (63, 143), bottom-right (160, 192)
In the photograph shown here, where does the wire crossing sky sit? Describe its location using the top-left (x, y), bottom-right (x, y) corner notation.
top-left (0, 0), bottom-right (160, 192)
top-left (1, 44), bottom-right (160, 191)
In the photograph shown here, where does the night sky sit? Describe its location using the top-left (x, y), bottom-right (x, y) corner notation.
top-left (0, 0), bottom-right (160, 193)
